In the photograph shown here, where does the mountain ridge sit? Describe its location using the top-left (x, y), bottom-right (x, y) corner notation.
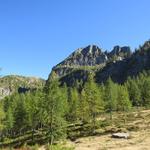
top-left (48, 40), bottom-right (150, 86)
top-left (52, 44), bottom-right (132, 78)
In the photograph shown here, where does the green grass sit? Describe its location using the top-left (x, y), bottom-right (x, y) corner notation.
top-left (46, 144), bottom-right (74, 150)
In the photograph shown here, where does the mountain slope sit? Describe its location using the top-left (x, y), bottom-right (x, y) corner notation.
top-left (0, 75), bottom-right (45, 99)
top-left (48, 40), bottom-right (150, 86)
top-left (52, 45), bottom-right (131, 78)
top-left (52, 45), bottom-right (107, 78)
top-left (96, 40), bottom-right (150, 83)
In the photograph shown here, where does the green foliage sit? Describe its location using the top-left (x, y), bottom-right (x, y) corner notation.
top-left (1, 70), bottom-right (150, 148)
top-left (67, 87), bottom-right (80, 122)
top-left (82, 73), bottom-right (104, 133)
top-left (79, 89), bottom-right (90, 123)
top-left (0, 103), bottom-right (5, 131)
top-left (104, 77), bottom-right (118, 113)
top-left (5, 107), bottom-right (14, 130)
top-left (126, 77), bottom-right (142, 106)
top-left (13, 94), bottom-right (28, 130)
top-left (141, 78), bottom-right (150, 107)
top-left (116, 85), bottom-right (131, 111)
top-left (43, 76), bottom-right (67, 145)
top-left (46, 144), bottom-right (74, 150)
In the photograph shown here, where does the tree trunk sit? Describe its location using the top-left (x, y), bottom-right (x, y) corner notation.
top-left (32, 128), bottom-right (34, 144)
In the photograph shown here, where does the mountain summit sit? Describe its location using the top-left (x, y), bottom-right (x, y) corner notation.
top-left (47, 40), bottom-right (150, 86)
top-left (55, 45), bottom-right (107, 66)
top-left (52, 44), bottom-right (132, 77)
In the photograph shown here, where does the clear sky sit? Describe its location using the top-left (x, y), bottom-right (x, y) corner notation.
top-left (1, 0), bottom-right (150, 79)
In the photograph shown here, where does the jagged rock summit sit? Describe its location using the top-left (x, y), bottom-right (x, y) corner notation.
top-left (52, 44), bottom-right (132, 77)
top-left (55, 45), bottom-right (107, 67)
top-left (47, 40), bottom-right (150, 86)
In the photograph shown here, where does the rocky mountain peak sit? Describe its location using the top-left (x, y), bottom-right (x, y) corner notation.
top-left (109, 46), bottom-right (131, 58)
top-left (71, 45), bottom-right (102, 57)
top-left (51, 44), bottom-right (132, 78)
top-left (54, 45), bottom-right (106, 68)
top-left (51, 45), bottom-right (107, 77)
top-left (81, 45), bottom-right (101, 55)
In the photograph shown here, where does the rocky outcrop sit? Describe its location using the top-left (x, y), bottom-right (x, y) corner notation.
top-left (0, 87), bottom-right (11, 99)
top-left (109, 46), bottom-right (131, 58)
top-left (0, 75), bottom-right (45, 99)
top-left (52, 45), bottom-right (108, 77)
top-left (51, 44), bottom-right (131, 78)
top-left (108, 46), bottom-right (132, 62)
top-left (96, 41), bottom-right (150, 83)
top-left (55, 45), bottom-right (107, 66)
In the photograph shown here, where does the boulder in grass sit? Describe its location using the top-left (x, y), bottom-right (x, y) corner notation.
top-left (112, 132), bottom-right (130, 139)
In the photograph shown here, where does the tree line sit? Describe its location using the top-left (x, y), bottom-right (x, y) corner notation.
top-left (0, 70), bottom-right (150, 146)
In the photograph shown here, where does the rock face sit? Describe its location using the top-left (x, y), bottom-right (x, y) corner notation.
top-left (0, 75), bottom-right (45, 99)
top-left (55, 45), bottom-right (107, 66)
top-left (109, 46), bottom-right (131, 57)
top-left (108, 46), bottom-right (132, 61)
top-left (51, 44), bottom-right (131, 78)
top-left (52, 45), bottom-right (107, 77)
top-left (96, 41), bottom-right (150, 83)
top-left (0, 87), bottom-right (11, 99)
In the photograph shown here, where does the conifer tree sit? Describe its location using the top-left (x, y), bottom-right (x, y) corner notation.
top-left (141, 78), bottom-right (150, 107)
top-left (43, 72), bottom-right (67, 145)
top-left (116, 85), bottom-right (131, 111)
top-left (67, 87), bottom-right (79, 122)
top-left (13, 94), bottom-right (28, 133)
top-left (25, 92), bottom-right (42, 142)
top-left (104, 77), bottom-right (117, 119)
top-left (0, 103), bottom-right (5, 132)
top-left (79, 89), bottom-right (90, 123)
top-left (5, 107), bottom-right (14, 136)
top-left (116, 85), bottom-right (131, 124)
top-left (84, 73), bottom-right (104, 133)
top-left (126, 78), bottom-right (141, 106)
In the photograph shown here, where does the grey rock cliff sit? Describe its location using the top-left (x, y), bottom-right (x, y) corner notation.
top-left (51, 44), bottom-right (131, 78)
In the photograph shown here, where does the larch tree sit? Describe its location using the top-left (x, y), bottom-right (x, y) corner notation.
top-left (141, 78), bottom-right (150, 107)
top-left (67, 87), bottom-right (79, 122)
top-left (43, 72), bottom-right (67, 146)
top-left (104, 77), bottom-right (118, 119)
top-left (0, 103), bottom-right (5, 137)
top-left (116, 85), bottom-right (132, 124)
top-left (126, 77), bottom-right (141, 106)
top-left (83, 73), bottom-right (104, 133)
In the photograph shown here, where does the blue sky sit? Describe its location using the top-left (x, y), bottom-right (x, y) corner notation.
top-left (1, 0), bottom-right (150, 79)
